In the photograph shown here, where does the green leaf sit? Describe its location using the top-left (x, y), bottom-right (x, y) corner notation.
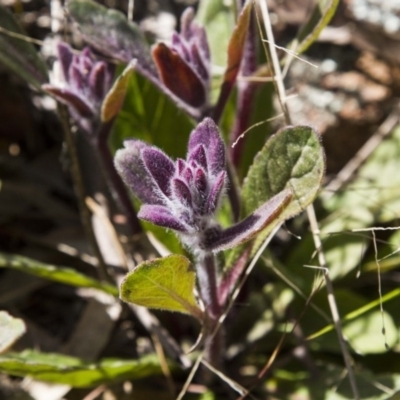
top-left (307, 288), bottom-right (400, 343)
top-left (0, 350), bottom-right (164, 388)
top-left (226, 125), bottom-right (324, 266)
top-left (344, 310), bottom-right (397, 354)
top-left (110, 71), bottom-right (194, 160)
top-left (242, 125), bottom-right (325, 220)
top-left (0, 312), bottom-right (26, 354)
top-left (292, 0), bottom-right (340, 55)
top-left (67, 0), bottom-right (154, 72)
top-left (0, 5), bottom-right (48, 88)
top-left (120, 255), bottom-right (203, 320)
top-left (0, 252), bottom-right (118, 296)
top-left (101, 60), bottom-right (136, 122)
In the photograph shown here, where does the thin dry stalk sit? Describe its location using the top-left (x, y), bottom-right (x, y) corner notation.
top-left (256, 0), bottom-right (360, 398)
top-left (307, 205), bottom-right (360, 399)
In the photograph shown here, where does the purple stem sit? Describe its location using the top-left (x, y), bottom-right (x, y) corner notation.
top-left (197, 251), bottom-right (221, 321)
top-left (196, 251), bottom-right (225, 368)
top-left (218, 246), bottom-right (251, 307)
top-left (229, 10), bottom-right (257, 168)
top-left (230, 83), bottom-right (258, 167)
top-left (95, 120), bottom-right (143, 235)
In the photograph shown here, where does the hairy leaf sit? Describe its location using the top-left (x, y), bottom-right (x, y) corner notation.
top-left (0, 351), bottom-right (164, 387)
top-left (120, 255), bottom-right (203, 320)
top-left (242, 125), bottom-right (325, 220)
top-left (68, 0), bottom-right (155, 75)
top-left (0, 5), bottom-right (48, 88)
top-left (152, 43), bottom-right (206, 108)
top-left (0, 312), bottom-right (26, 354)
top-left (138, 205), bottom-right (187, 232)
top-left (205, 189), bottom-right (292, 252)
top-left (0, 252), bottom-right (118, 296)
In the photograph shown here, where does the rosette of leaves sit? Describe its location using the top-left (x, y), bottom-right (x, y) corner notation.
top-left (116, 118), bottom-right (294, 323)
top-left (43, 43), bottom-right (114, 134)
top-left (115, 118), bottom-right (291, 255)
top-left (115, 118), bottom-right (325, 342)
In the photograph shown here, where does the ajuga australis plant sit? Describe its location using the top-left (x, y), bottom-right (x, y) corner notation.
top-left (115, 117), bottom-right (296, 364)
top-left (0, 0), bottom-right (327, 387)
top-left (38, 0), bottom-right (325, 369)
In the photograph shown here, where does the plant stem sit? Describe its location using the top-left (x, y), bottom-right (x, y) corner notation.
top-left (307, 206), bottom-right (360, 399)
top-left (256, 0), bottom-right (291, 125)
top-left (197, 252), bottom-right (221, 320)
top-left (57, 105), bottom-right (110, 283)
top-left (95, 120), bottom-right (143, 236)
top-left (196, 251), bottom-right (224, 368)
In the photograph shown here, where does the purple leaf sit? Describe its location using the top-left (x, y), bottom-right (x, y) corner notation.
top-left (180, 7), bottom-right (194, 39)
top-left (80, 47), bottom-right (94, 63)
top-left (89, 61), bottom-right (107, 101)
top-left (194, 167), bottom-right (207, 196)
top-left (141, 148), bottom-right (175, 197)
top-left (177, 158), bottom-right (186, 174)
top-left (196, 24), bottom-right (210, 61)
top-left (190, 43), bottom-right (208, 81)
top-left (138, 204), bottom-right (187, 232)
top-left (203, 189), bottom-right (292, 252)
top-left (188, 144), bottom-right (208, 171)
top-left (171, 32), bottom-right (190, 62)
top-left (114, 140), bottom-right (166, 205)
top-left (172, 178), bottom-right (192, 207)
top-left (42, 85), bottom-right (94, 117)
top-left (57, 42), bottom-right (74, 81)
top-left (205, 171), bottom-right (226, 214)
top-left (152, 43), bottom-right (206, 108)
top-left (182, 167), bottom-right (193, 183)
top-left (70, 62), bottom-right (86, 91)
top-left (188, 118), bottom-right (225, 176)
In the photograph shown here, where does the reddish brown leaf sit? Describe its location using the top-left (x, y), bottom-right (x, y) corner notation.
top-left (152, 43), bottom-right (206, 108)
top-left (224, 1), bottom-right (252, 85)
top-left (213, 1), bottom-right (252, 121)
